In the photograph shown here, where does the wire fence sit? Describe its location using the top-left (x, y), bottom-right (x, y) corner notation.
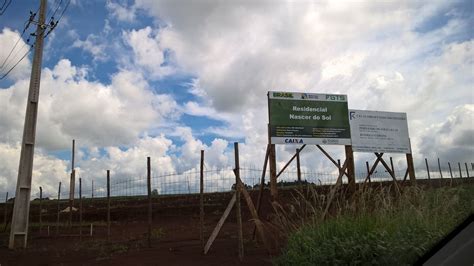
top-left (1, 162), bottom-right (472, 203)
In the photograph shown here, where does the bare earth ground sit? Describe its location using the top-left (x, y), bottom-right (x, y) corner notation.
top-left (0, 179), bottom-right (471, 265)
top-left (0, 190), bottom-right (279, 266)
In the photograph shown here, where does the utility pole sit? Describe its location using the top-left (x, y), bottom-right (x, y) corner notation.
top-left (9, 0), bottom-right (47, 249)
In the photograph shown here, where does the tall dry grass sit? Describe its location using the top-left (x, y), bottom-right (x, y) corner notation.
top-left (272, 184), bottom-right (474, 265)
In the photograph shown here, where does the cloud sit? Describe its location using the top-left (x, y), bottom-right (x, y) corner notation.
top-left (2, 1), bottom-right (473, 197)
top-left (0, 58), bottom-right (180, 150)
top-left (72, 34), bottom-right (109, 62)
top-left (0, 28), bottom-right (32, 81)
top-left (122, 26), bottom-right (175, 79)
top-left (0, 143), bottom-right (68, 199)
top-left (132, 0), bottom-right (472, 176)
top-left (418, 104), bottom-right (474, 165)
top-left (106, 0), bottom-right (137, 23)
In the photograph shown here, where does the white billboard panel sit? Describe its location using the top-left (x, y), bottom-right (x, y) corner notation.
top-left (349, 110), bottom-right (411, 153)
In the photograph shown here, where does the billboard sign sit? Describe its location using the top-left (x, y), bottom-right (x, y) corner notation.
top-left (349, 109), bottom-right (410, 153)
top-left (268, 91), bottom-right (351, 145)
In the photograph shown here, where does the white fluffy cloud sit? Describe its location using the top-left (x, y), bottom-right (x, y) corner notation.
top-left (418, 104), bottom-right (474, 165)
top-left (123, 26), bottom-right (175, 78)
top-left (0, 28), bottom-right (32, 81)
top-left (106, 0), bottom-right (137, 23)
top-left (0, 58), bottom-right (179, 150)
top-left (72, 34), bottom-right (109, 62)
top-left (1, 1), bottom-right (473, 197)
top-left (0, 143), bottom-right (68, 199)
top-left (133, 0), bottom-right (473, 173)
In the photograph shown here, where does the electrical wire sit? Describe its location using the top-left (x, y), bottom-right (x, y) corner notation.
top-left (0, 0), bottom-right (12, 15)
top-left (45, 0), bottom-right (62, 27)
top-left (0, 42), bottom-right (34, 80)
top-left (0, 0), bottom-right (7, 11)
top-left (55, 0), bottom-right (70, 24)
top-left (45, 0), bottom-right (70, 38)
top-left (0, 0), bottom-right (70, 80)
top-left (0, 11), bottom-right (36, 71)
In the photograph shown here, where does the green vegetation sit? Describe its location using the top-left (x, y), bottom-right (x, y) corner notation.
top-left (150, 227), bottom-right (165, 240)
top-left (275, 184), bottom-right (474, 265)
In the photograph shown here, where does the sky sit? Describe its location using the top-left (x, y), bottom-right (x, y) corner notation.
top-left (0, 0), bottom-right (473, 198)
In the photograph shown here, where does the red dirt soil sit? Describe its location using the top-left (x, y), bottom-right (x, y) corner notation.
top-left (0, 190), bottom-right (280, 266)
top-left (1, 179), bottom-right (471, 265)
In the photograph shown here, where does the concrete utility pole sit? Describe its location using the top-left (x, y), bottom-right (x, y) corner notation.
top-left (9, 0), bottom-right (47, 249)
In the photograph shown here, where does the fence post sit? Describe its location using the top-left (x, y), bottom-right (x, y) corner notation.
top-left (200, 150), bottom-right (205, 250)
top-left (107, 170), bottom-right (110, 241)
top-left (234, 142), bottom-right (244, 261)
top-left (448, 162), bottom-right (453, 178)
top-left (3, 192), bottom-right (8, 231)
top-left (458, 162), bottom-right (462, 178)
top-left (91, 180), bottom-right (94, 199)
top-left (147, 157), bottom-right (152, 248)
top-left (390, 157), bottom-right (395, 177)
top-left (425, 158), bottom-right (431, 180)
top-left (69, 171), bottom-right (75, 229)
top-left (39, 187), bottom-right (42, 233)
top-left (465, 163), bottom-right (470, 178)
top-left (366, 161), bottom-right (371, 183)
top-left (438, 158), bottom-right (443, 179)
top-left (337, 159), bottom-right (341, 185)
top-left (79, 178), bottom-right (82, 240)
top-left (406, 152), bottom-right (417, 185)
top-left (344, 145), bottom-right (355, 192)
top-left (269, 142), bottom-right (278, 201)
top-left (296, 148), bottom-right (302, 188)
top-left (56, 182), bottom-right (61, 235)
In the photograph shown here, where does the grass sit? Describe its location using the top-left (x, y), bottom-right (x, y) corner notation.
top-left (274, 184), bottom-right (474, 265)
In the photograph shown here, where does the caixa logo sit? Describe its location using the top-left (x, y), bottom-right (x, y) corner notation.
top-left (285, 138), bottom-right (303, 144)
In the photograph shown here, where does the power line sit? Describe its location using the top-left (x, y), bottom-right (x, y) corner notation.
top-left (0, 0), bottom-right (12, 15)
top-left (0, 11), bottom-right (36, 72)
top-left (0, 0), bottom-right (70, 80)
top-left (0, 42), bottom-right (34, 80)
top-left (45, 0), bottom-right (70, 38)
top-left (45, 0), bottom-right (62, 28)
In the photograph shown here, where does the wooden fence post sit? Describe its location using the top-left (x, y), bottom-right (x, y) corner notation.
top-left (69, 171), bottom-right (75, 228)
top-left (252, 145), bottom-right (269, 240)
top-left (200, 150), bottom-right (205, 250)
top-left (234, 142), bottom-right (244, 261)
top-left (147, 157), bottom-right (152, 247)
top-left (3, 192), bottom-right (8, 231)
top-left (458, 162), bottom-right (462, 178)
top-left (406, 153), bottom-right (416, 185)
top-left (438, 158), bottom-right (443, 178)
top-left (56, 182), bottom-right (61, 235)
top-left (390, 157), bottom-right (395, 177)
top-left (365, 161), bottom-right (371, 183)
top-left (269, 143), bottom-right (277, 201)
top-left (39, 187), bottom-right (42, 233)
top-left (79, 178), bottom-right (82, 240)
top-left (448, 162), bottom-right (453, 180)
top-left (107, 170), bottom-right (110, 240)
top-left (296, 148), bottom-right (301, 188)
top-left (425, 158), bottom-right (431, 180)
top-left (465, 163), bottom-right (470, 178)
top-left (344, 145), bottom-right (355, 192)
top-left (204, 193), bottom-right (236, 254)
top-left (337, 159), bottom-right (341, 176)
